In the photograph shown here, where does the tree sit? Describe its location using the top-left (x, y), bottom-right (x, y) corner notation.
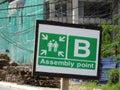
top-left (100, 14), bottom-right (120, 84)
top-left (100, 14), bottom-right (120, 58)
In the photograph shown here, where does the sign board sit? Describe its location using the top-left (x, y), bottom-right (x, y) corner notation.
top-left (33, 20), bottom-right (101, 79)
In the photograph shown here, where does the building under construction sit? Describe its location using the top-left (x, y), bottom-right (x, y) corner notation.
top-left (0, 0), bottom-right (119, 64)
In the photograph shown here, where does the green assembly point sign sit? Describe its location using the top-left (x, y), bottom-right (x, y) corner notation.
top-left (33, 20), bottom-right (101, 79)
top-left (39, 33), bottom-right (67, 58)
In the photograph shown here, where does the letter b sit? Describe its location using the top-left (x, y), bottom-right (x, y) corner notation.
top-left (74, 39), bottom-right (90, 57)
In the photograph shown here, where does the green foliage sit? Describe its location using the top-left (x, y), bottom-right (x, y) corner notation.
top-left (105, 68), bottom-right (119, 84)
top-left (78, 80), bottom-right (120, 90)
top-left (99, 14), bottom-right (120, 87)
top-left (102, 83), bottom-right (120, 90)
top-left (80, 81), bottom-right (100, 90)
top-left (99, 15), bottom-right (120, 58)
top-left (78, 81), bottom-right (120, 90)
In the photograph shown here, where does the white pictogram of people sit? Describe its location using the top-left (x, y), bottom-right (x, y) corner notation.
top-left (48, 40), bottom-right (58, 52)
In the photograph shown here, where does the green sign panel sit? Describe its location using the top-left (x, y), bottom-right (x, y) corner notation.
top-left (38, 32), bottom-right (97, 70)
top-left (39, 32), bottom-right (67, 58)
top-left (68, 36), bottom-right (97, 61)
top-left (33, 21), bottom-right (101, 78)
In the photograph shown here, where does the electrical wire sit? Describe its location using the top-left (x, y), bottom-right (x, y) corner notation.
top-left (0, 32), bottom-right (33, 52)
top-left (0, 0), bottom-right (7, 4)
top-left (0, 0), bottom-right (116, 31)
top-left (0, 22), bottom-right (33, 29)
top-left (0, 0), bottom-right (114, 19)
top-left (1, 26), bottom-right (35, 36)
top-left (0, 0), bottom-right (68, 11)
top-left (0, 6), bottom-right (112, 20)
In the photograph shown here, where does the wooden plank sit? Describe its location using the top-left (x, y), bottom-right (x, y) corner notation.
top-left (61, 78), bottom-right (69, 90)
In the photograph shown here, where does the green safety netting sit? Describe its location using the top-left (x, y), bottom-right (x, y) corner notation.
top-left (0, 0), bottom-right (43, 64)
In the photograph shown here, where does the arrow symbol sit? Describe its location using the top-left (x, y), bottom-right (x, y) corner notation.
top-left (42, 34), bottom-right (48, 40)
top-left (58, 51), bottom-right (64, 57)
top-left (41, 50), bottom-right (47, 55)
top-left (59, 36), bottom-right (66, 42)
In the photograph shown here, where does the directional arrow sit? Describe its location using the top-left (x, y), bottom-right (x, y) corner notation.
top-left (58, 51), bottom-right (64, 57)
top-left (59, 36), bottom-right (66, 42)
top-left (41, 50), bottom-right (47, 55)
top-left (42, 34), bottom-right (48, 40)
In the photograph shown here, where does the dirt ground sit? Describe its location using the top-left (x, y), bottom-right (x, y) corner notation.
top-left (0, 54), bottom-right (88, 90)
